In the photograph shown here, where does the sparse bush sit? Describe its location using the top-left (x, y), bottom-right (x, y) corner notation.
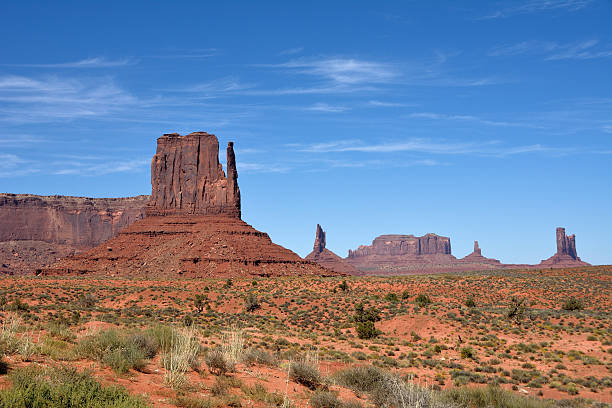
top-left (353, 303), bottom-right (381, 339)
top-left (289, 359), bottom-right (321, 390)
top-left (205, 349), bottom-right (234, 376)
top-left (194, 294), bottom-right (207, 313)
top-left (465, 297), bottom-right (476, 308)
top-left (562, 297), bottom-right (584, 311)
top-left (415, 294), bottom-right (432, 307)
top-left (460, 347), bottom-right (476, 360)
top-left (338, 280), bottom-right (349, 292)
top-left (0, 366), bottom-right (148, 407)
top-left (356, 321), bottom-right (379, 340)
top-left (243, 348), bottom-right (277, 367)
top-left (309, 391), bottom-right (343, 408)
top-left (384, 293), bottom-right (399, 302)
top-left (442, 384), bottom-right (553, 408)
top-left (506, 297), bottom-right (527, 323)
top-left (245, 293), bottom-right (261, 312)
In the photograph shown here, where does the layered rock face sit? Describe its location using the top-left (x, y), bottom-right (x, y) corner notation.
top-left (45, 132), bottom-right (338, 277)
top-left (460, 240), bottom-right (501, 265)
top-left (148, 132), bottom-right (240, 217)
top-left (345, 233), bottom-right (458, 274)
top-left (540, 227), bottom-right (589, 267)
top-left (305, 225), bottom-right (361, 275)
top-left (0, 194), bottom-right (148, 274)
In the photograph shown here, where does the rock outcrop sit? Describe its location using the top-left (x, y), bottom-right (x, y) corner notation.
top-left (540, 227), bottom-right (589, 267)
top-left (345, 233), bottom-right (458, 274)
top-left (305, 225), bottom-right (361, 275)
top-left (0, 194), bottom-right (148, 274)
top-left (45, 132), bottom-right (339, 277)
top-left (460, 241), bottom-right (501, 265)
top-left (148, 132), bottom-right (240, 217)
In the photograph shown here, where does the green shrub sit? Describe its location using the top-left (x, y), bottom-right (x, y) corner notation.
top-left (244, 293), bottom-right (261, 312)
top-left (415, 294), bottom-right (432, 307)
top-left (465, 297), bottom-right (476, 308)
top-left (562, 297), bottom-right (584, 311)
top-left (356, 321), bottom-right (379, 340)
top-left (460, 347), bottom-right (477, 360)
top-left (243, 348), bottom-right (277, 367)
top-left (310, 391), bottom-right (343, 408)
top-left (442, 384), bottom-right (553, 408)
top-left (205, 349), bottom-right (233, 376)
top-left (76, 329), bottom-right (158, 374)
top-left (289, 360), bottom-right (321, 390)
top-left (0, 366), bottom-right (148, 407)
top-left (353, 303), bottom-right (381, 339)
top-left (384, 293), bottom-right (399, 302)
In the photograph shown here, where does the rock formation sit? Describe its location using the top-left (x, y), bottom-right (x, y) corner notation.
top-left (540, 227), bottom-right (589, 267)
top-left (305, 225), bottom-right (361, 275)
top-left (148, 132), bottom-right (240, 217)
top-left (460, 240), bottom-right (501, 265)
top-left (0, 194), bottom-right (148, 274)
top-left (45, 132), bottom-right (339, 277)
top-left (345, 233), bottom-right (458, 274)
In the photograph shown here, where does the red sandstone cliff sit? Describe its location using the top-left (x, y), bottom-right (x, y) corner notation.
top-left (305, 225), bottom-right (361, 275)
top-left (0, 194), bottom-right (148, 274)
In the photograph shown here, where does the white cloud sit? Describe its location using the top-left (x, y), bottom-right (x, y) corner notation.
top-left (481, 0), bottom-right (593, 19)
top-left (303, 103), bottom-right (349, 113)
top-left (368, 100), bottom-right (415, 107)
top-left (0, 75), bottom-right (137, 123)
top-left (1, 57), bottom-right (134, 68)
top-left (408, 112), bottom-right (542, 128)
top-left (489, 39), bottom-right (612, 60)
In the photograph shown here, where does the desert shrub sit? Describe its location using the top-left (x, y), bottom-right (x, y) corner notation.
top-left (174, 395), bottom-right (220, 408)
top-left (562, 297), bottom-right (584, 311)
top-left (442, 384), bottom-right (553, 408)
top-left (0, 352), bottom-right (7, 375)
top-left (194, 294), bottom-right (207, 313)
top-left (384, 293), bottom-right (399, 302)
top-left (465, 297), bottom-right (476, 308)
top-left (506, 297), bottom-right (527, 323)
top-left (310, 391), bottom-right (343, 408)
top-left (205, 349), bottom-right (234, 376)
top-left (245, 293), bottom-right (261, 312)
top-left (289, 359), bottom-right (321, 390)
top-left (338, 280), bottom-right (349, 292)
top-left (460, 347), bottom-right (477, 360)
top-left (415, 294), bottom-right (432, 307)
top-left (146, 325), bottom-right (174, 353)
top-left (78, 293), bottom-right (97, 309)
top-left (76, 328), bottom-right (159, 374)
top-left (353, 303), bottom-right (381, 339)
top-left (243, 348), bottom-right (277, 367)
top-left (0, 366), bottom-right (148, 407)
top-left (356, 321), bottom-right (379, 340)
top-left (401, 290), bottom-right (411, 300)
top-left (334, 365), bottom-right (388, 394)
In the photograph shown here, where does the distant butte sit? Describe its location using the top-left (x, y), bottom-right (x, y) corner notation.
top-left (460, 240), bottom-right (501, 265)
top-left (539, 227), bottom-right (590, 268)
top-left (305, 224), bottom-right (361, 275)
top-left (44, 132), bottom-right (338, 277)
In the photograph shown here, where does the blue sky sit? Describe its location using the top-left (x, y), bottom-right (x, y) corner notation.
top-left (1, 0), bottom-right (611, 264)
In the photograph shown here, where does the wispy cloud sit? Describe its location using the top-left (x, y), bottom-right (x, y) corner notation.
top-left (0, 75), bottom-right (137, 123)
top-left (0, 153), bottom-right (39, 177)
top-left (51, 158), bottom-right (149, 176)
top-left (368, 100), bottom-right (415, 107)
top-left (163, 77), bottom-right (255, 95)
top-left (261, 57), bottom-right (398, 85)
top-left (279, 47), bottom-right (304, 56)
top-left (303, 102), bottom-right (349, 113)
top-left (1, 57), bottom-right (134, 68)
top-left (297, 138), bottom-right (571, 157)
top-left (237, 162), bottom-right (290, 173)
top-left (489, 39), bottom-right (612, 60)
top-left (481, 0), bottom-right (593, 19)
top-left (408, 112), bottom-right (542, 128)
top-left (143, 49), bottom-right (218, 59)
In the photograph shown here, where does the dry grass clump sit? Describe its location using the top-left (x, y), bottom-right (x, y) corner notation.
top-left (162, 326), bottom-right (200, 389)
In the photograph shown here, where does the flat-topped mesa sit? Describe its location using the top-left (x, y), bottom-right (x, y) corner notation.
top-left (347, 233), bottom-right (452, 258)
top-left (147, 132), bottom-right (241, 218)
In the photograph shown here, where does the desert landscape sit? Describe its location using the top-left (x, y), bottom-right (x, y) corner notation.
top-left (0, 132), bottom-right (609, 408)
top-left (1, 2), bottom-right (611, 407)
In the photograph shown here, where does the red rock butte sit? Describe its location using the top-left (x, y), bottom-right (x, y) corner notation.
top-left (305, 224), bottom-right (361, 275)
top-left (44, 132), bottom-right (338, 277)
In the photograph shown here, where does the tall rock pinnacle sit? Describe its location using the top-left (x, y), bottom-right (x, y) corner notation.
top-left (313, 224), bottom-right (326, 254)
top-left (148, 132), bottom-right (241, 218)
top-left (556, 227), bottom-right (577, 259)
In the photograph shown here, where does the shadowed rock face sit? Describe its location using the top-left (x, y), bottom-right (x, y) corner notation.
top-left (148, 132), bottom-right (241, 218)
top-left (0, 194), bottom-right (149, 274)
top-left (305, 225), bottom-right (361, 275)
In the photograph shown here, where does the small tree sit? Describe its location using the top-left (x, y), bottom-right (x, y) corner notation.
top-left (245, 293), bottom-right (261, 312)
top-left (338, 280), bottom-right (349, 292)
top-left (415, 294), bottom-right (432, 307)
top-left (194, 294), bottom-right (207, 314)
top-left (465, 296), bottom-right (476, 308)
top-left (506, 296), bottom-right (527, 323)
top-left (353, 303), bottom-right (381, 339)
